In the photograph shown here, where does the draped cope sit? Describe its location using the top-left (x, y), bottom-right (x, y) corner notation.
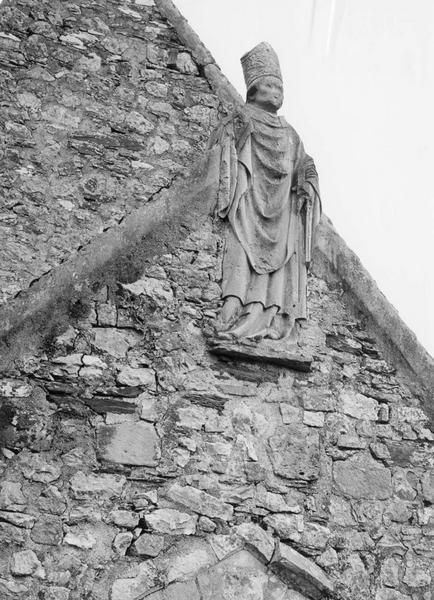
top-left (210, 104), bottom-right (321, 319)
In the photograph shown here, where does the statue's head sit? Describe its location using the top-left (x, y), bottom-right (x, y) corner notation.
top-left (241, 42), bottom-right (283, 113)
top-left (246, 75), bottom-right (284, 113)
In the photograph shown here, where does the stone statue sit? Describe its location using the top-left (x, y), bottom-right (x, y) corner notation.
top-left (210, 42), bottom-right (321, 342)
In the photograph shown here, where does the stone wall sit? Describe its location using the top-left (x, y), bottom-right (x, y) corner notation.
top-left (0, 215), bottom-right (433, 599)
top-left (0, 0), bottom-right (222, 304)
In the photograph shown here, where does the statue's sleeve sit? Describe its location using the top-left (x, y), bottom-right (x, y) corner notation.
top-left (294, 141), bottom-right (322, 265)
top-left (207, 113), bottom-right (241, 219)
top-left (296, 141), bottom-right (321, 218)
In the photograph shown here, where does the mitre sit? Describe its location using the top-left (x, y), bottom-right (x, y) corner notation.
top-left (241, 42), bottom-right (282, 91)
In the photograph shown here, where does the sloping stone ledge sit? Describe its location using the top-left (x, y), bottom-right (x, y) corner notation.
top-left (313, 216), bottom-right (434, 420)
top-left (154, 0), bottom-right (244, 109)
top-left (208, 338), bottom-right (313, 372)
top-left (0, 148), bottom-right (221, 370)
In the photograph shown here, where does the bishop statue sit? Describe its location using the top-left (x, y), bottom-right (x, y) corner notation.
top-left (210, 42), bottom-right (321, 342)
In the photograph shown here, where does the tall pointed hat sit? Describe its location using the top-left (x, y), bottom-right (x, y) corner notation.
top-left (241, 42), bottom-right (282, 91)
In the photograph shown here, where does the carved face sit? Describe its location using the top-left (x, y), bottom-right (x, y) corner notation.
top-left (249, 75), bottom-right (284, 113)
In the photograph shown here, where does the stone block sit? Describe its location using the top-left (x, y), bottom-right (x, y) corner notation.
top-left (97, 421), bottom-right (160, 466)
top-left (116, 366), bottom-right (156, 389)
top-left (0, 511), bottom-right (35, 529)
top-left (10, 549), bottom-right (42, 576)
top-left (421, 469), bottom-right (434, 503)
top-left (333, 454), bottom-right (392, 499)
top-left (122, 277), bottom-right (173, 306)
top-left (145, 509), bottom-right (197, 535)
top-left (92, 328), bottom-right (141, 358)
top-left (264, 513), bottom-right (304, 542)
top-left (234, 522), bottom-right (275, 563)
top-left (132, 533), bottom-right (164, 558)
top-left (209, 339), bottom-right (312, 371)
top-left (31, 516), bottom-right (63, 545)
top-left (41, 587), bottom-right (70, 600)
top-left (63, 529), bottom-right (96, 549)
top-left (111, 562), bottom-right (160, 600)
top-left (339, 390), bottom-right (379, 420)
top-left (166, 483), bottom-right (233, 521)
top-left (270, 541), bottom-right (334, 599)
top-left (113, 532), bottom-right (134, 556)
top-left (109, 510), bottom-right (140, 529)
top-left (163, 539), bottom-right (216, 583)
top-left (0, 481), bottom-right (26, 510)
top-left (269, 424), bottom-right (320, 482)
top-left (303, 411), bottom-right (325, 427)
top-left (196, 550), bottom-right (268, 600)
top-left (70, 471), bottom-right (126, 499)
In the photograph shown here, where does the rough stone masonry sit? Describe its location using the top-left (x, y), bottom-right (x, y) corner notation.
top-left (0, 1), bottom-right (433, 600)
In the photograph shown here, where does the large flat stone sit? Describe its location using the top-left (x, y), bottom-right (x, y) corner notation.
top-left (145, 509), bottom-right (197, 535)
top-left (166, 483), bottom-right (233, 521)
top-left (92, 328), bottom-right (141, 358)
top-left (333, 454), bottom-right (392, 500)
top-left (97, 422), bottom-right (160, 466)
top-left (208, 339), bottom-right (312, 372)
top-left (70, 471), bottom-right (126, 498)
top-left (269, 424), bottom-right (320, 482)
top-left (270, 541), bottom-right (334, 599)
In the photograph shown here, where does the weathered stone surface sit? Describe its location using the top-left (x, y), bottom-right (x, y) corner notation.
top-left (209, 339), bottom-right (312, 371)
top-left (163, 539), bottom-right (216, 583)
top-left (270, 541), bottom-right (334, 599)
top-left (333, 454), bottom-right (392, 499)
top-left (10, 549), bottom-right (43, 576)
top-left (303, 411), bottom-right (325, 427)
top-left (0, 482), bottom-right (26, 510)
top-left (97, 422), bottom-right (160, 466)
top-left (31, 516), bottom-right (63, 545)
top-left (132, 533), bottom-right (164, 558)
top-left (70, 471), bottom-right (126, 498)
top-left (234, 522), bottom-right (275, 563)
top-left (264, 513), bottom-right (304, 542)
top-left (109, 510), bottom-right (140, 529)
top-left (116, 367), bottom-right (156, 389)
top-left (166, 483), bottom-right (233, 521)
top-left (421, 469), bottom-right (434, 503)
top-left (145, 509), bottom-right (197, 535)
top-left (63, 530), bottom-right (96, 549)
top-left (0, 578), bottom-right (29, 596)
top-left (20, 452), bottom-right (61, 483)
top-left (113, 532), bottom-right (134, 556)
top-left (339, 390), bottom-right (379, 420)
top-left (93, 328), bottom-right (141, 358)
top-left (122, 277), bottom-right (174, 307)
top-left (147, 581), bottom-right (201, 600)
top-left (375, 590), bottom-right (411, 600)
top-left (41, 587), bottom-right (70, 600)
top-left (111, 562), bottom-right (160, 600)
top-left (0, 511), bottom-right (35, 529)
top-left (269, 425), bottom-right (320, 481)
top-left (403, 553), bottom-right (431, 587)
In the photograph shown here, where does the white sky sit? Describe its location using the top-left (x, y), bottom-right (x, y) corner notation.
top-left (177, 0), bottom-right (434, 356)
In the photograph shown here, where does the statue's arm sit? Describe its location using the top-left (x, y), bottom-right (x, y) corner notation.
top-left (207, 110), bottom-right (249, 219)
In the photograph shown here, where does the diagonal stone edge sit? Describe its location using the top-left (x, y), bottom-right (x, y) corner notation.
top-left (0, 148), bottom-right (221, 371)
top-left (270, 540), bottom-right (334, 599)
top-left (313, 216), bottom-right (434, 421)
top-left (154, 0), bottom-right (244, 109)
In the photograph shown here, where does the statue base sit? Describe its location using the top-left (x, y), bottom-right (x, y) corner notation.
top-left (208, 337), bottom-right (312, 372)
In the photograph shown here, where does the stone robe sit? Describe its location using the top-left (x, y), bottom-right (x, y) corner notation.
top-left (210, 104), bottom-right (321, 323)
